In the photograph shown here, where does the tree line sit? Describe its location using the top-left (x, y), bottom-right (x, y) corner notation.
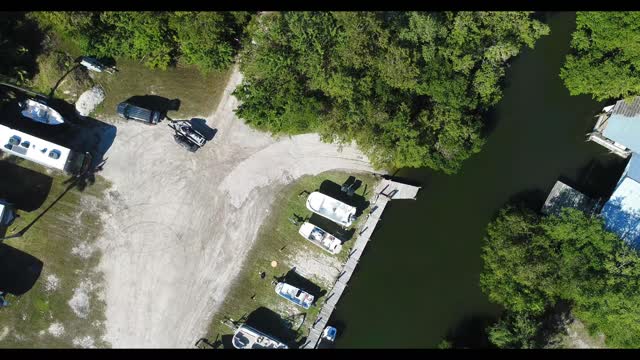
top-left (235, 12), bottom-right (549, 173)
top-left (481, 207), bottom-right (640, 348)
top-left (30, 11), bottom-right (253, 72)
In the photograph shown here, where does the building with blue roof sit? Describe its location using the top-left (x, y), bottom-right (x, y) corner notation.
top-left (588, 97), bottom-right (640, 248)
top-left (601, 154), bottom-right (640, 247)
top-left (588, 97), bottom-right (640, 157)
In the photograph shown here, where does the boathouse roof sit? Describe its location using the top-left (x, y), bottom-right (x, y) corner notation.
top-left (541, 180), bottom-right (597, 216)
top-left (602, 97), bottom-right (640, 153)
top-left (601, 153), bottom-right (640, 248)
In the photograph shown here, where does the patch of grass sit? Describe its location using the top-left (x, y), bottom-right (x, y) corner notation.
top-left (204, 170), bottom-right (379, 348)
top-left (0, 157), bottom-right (111, 348)
top-left (557, 317), bottom-right (607, 349)
top-left (93, 58), bottom-right (231, 120)
top-left (30, 50), bottom-right (93, 102)
top-left (30, 31), bottom-right (232, 120)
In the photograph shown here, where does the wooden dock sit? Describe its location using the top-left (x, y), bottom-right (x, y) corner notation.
top-left (302, 178), bottom-right (420, 349)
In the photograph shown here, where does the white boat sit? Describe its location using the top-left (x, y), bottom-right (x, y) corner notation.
top-left (19, 99), bottom-right (65, 125)
top-left (232, 324), bottom-right (288, 349)
top-left (298, 222), bottom-right (342, 254)
top-left (306, 192), bottom-right (356, 227)
top-left (275, 282), bottom-right (314, 309)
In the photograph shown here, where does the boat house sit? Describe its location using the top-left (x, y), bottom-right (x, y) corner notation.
top-left (542, 180), bottom-right (599, 216)
top-left (587, 97), bottom-right (640, 248)
top-left (601, 154), bottom-right (640, 248)
top-left (588, 97), bottom-right (640, 158)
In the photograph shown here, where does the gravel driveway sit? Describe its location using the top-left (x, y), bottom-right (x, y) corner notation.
top-left (96, 66), bottom-right (373, 347)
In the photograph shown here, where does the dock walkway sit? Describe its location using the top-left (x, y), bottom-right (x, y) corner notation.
top-left (302, 178), bottom-right (420, 349)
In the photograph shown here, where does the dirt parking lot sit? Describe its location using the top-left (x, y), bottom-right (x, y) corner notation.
top-left (96, 66), bottom-right (373, 347)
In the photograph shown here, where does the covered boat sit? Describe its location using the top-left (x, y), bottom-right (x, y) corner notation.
top-left (19, 99), bottom-right (65, 125)
top-left (298, 222), bottom-right (342, 254)
top-left (305, 192), bottom-right (356, 227)
top-left (275, 282), bottom-right (314, 309)
top-left (322, 326), bottom-right (337, 342)
top-left (232, 324), bottom-right (288, 349)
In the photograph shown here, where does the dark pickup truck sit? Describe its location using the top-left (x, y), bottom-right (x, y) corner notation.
top-left (116, 102), bottom-right (161, 125)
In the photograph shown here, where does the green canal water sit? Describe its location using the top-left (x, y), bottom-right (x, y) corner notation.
top-left (332, 12), bottom-right (629, 348)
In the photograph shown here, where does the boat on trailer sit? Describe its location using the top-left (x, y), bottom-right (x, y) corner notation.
top-left (232, 324), bottom-right (288, 349)
top-left (19, 99), bottom-right (65, 125)
top-left (306, 192), bottom-right (356, 227)
top-left (275, 282), bottom-right (314, 309)
top-left (298, 222), bottom-right (342, 254)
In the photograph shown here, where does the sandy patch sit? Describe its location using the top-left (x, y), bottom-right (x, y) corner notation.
top-left (289, 249), bottom-right (342, 288)
top-left (48, 322), bottom-right (65, 337)
top-left (73, 336), bottom-right (96, 348)
top-left (45, 274), bottom-right (60, 292)
top-left (0, 326), bottom-right (9, 341)
top-left (76, 86), bottom-right (106, 117)
top-left (71, 242), bottom-right (94, 259)
top-left (68, 280), bottom-right (95, 319)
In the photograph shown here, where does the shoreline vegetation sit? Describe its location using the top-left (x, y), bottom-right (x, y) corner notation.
top-left (204, 170), bottom-right (379, 348)
top-left (481, 207), bottom-right (640, 348)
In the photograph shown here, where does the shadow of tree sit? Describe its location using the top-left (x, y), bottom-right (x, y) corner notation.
top-left (0, 13), bottom-right (46, 81)
top-left (444, 313), bottom-right (499, 348)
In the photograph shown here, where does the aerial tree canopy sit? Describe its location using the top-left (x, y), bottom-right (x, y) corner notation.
top-left (481, 207), bottom-right (640, 348)
top-left (0, 12), bottom-right (44, 85)
top-left (29, 11), bottom-right (252, 72)
top-left (235, 12), bottom-right (549, 172)
top-left (561, 12), bottom-right (640, 101)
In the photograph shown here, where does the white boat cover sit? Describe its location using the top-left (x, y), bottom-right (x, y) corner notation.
top-left (306, 192), bottom-right (356, 227)
top-left (20, 99), bottom-right (65, 125)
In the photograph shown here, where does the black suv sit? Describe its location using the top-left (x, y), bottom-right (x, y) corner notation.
top-left (117, 102), bottom-right (161, 125)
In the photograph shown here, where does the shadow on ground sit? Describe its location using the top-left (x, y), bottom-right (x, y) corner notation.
top-left (0, 13), bottom-right (45, 81)
top-left (125, 95), bottom-right (180, 120)
top-left (189, 118), bottom-right (217, 141)
top-left (0, 160), bottom-right (52, 211)
top-left (0, 243), bottom-right (42, 295)
top-left (244, 306), bottom-right (306, 348)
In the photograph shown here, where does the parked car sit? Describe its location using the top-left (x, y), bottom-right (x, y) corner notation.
top-left (116, 102), bottom-right (161, 125)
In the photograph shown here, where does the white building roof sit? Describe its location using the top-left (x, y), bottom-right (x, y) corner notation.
top-left (0, 124), bottom-right (70, 171)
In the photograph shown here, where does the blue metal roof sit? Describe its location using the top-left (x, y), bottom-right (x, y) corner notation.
top-left (602, 114), bottom-right (640, 153)
top-left (601, 177), bottom-right (640, 248)
top-left (624, 152), bottom-right (640, 183)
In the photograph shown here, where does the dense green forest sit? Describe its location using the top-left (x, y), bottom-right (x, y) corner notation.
top-left (0, 13), bottom-right (43, 85)
top-left (30, 11), bottom-right (253, 72)
top-left (235, 12), bottom-right (549, 172)
top-left (561, 12), bottom-right (640, 101)
top-left (481, 207), bottom-right (640, 348)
